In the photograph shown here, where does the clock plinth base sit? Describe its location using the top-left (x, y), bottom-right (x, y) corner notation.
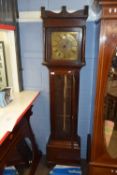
top-left (46, 136), bottom-right (81, 165)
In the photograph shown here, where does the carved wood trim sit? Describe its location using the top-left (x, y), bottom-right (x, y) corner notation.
top-left (41, 6), bottom-right (88, 19)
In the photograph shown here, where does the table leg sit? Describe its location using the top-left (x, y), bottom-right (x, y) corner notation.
top-left (23, 109), bottom-right (42, 175)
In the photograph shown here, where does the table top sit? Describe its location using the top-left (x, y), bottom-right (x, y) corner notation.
top-left (0, 90), bottom-right (40, 144)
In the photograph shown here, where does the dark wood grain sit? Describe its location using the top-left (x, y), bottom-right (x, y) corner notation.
top-left (0, 107), bottom-right (42, 175)
top-left (88, 1), bottom-right (117, 175)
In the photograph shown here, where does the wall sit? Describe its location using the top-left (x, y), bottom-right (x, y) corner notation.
top-left (18, 0), bottom-right (90, 11)
top-left (89, 21), bottom-right (100, 134)
top-left (18, 0), bottom-right (98, 158)
top-left (78, 21), bottom-right (99, 157)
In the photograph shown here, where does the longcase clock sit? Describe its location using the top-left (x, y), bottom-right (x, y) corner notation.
top-left (41, 6), bottom-right (88, 165)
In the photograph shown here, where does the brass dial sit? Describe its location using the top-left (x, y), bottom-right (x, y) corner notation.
top-left (51, 32), bottom-right (78, 60)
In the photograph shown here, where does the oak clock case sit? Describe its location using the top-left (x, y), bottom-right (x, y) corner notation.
top-left (89, 1), bottom-right (117, 175)
top-left (41, 6), bottom-right (88, 165)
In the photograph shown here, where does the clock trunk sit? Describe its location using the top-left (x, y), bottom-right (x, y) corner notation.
top-left (47, 69), bottom-right (80, 164)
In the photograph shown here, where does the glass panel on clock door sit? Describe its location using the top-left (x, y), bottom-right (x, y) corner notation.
top-left (54, 74), bottom-right (73, 140)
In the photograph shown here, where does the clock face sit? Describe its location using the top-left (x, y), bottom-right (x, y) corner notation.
top-left (51, 32), bottom-right (80, 61)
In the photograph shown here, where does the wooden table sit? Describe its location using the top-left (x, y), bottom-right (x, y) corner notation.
top-left (0, 91), bottom-right (42, 175)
